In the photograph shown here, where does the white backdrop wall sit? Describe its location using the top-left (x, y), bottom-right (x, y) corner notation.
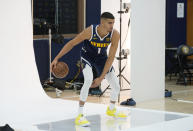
top-left (0, 0), bottom-right (79, 128)
top-left (101, 0), bottom-right (165, 102)
top-left (0, 0), bottom-right (48, 104)
top-left (130, 0), bottom-right (165, 102)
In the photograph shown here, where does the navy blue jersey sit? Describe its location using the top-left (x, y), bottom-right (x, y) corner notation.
top-left (80, 24), bottom-right (114, 76)
top-left (81, 24), bottom-right (113, 57)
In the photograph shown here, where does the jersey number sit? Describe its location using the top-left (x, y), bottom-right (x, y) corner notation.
top-left (98, 48), bottom-right (101, 54)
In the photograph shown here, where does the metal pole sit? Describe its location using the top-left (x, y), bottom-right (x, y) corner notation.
top-left (118, 0), bottom-right (123, 103)
top-left (49, 28), bottom-right (52, 83)
top-left (55, 0), bottom-right (58, 32)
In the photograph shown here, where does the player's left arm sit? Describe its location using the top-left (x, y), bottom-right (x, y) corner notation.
top-left (100, 29), bottom-right (120, 79)
top-left (91, 29), bottom-right (120, 88)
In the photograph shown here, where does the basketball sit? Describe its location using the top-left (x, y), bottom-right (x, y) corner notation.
top-left (52, 62), bottom-right (69, 78)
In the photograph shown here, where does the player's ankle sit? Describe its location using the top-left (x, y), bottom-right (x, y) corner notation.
top-left (109, 103), bottom-right (115, 110)
top-left (78, 105), bottom-right (84, 115)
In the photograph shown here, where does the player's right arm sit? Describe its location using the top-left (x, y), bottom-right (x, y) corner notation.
top-left (51, 26), bottom-right (92, 72)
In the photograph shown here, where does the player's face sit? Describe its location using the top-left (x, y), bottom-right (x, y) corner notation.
top-left (102, 19), bottom-right (115, 32)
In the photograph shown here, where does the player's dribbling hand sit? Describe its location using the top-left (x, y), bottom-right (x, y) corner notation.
top-left (50, 59), bottom-right (58, 72)
top-left (90, 77), bottom-right (103, 88)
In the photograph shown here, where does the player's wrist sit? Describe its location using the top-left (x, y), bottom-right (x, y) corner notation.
top-left (99, 75), bottom-right (105, 80)
top-left (54, 56), bottom-right (60, 61)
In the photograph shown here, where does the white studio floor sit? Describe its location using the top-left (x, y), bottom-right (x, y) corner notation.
top-left (1, 97), bottom-right (193, 131)
top-left (0, 1), bottom-right (192, 131)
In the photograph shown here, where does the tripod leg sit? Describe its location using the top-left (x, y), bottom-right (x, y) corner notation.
top-left (122, 75), bottom-right (130, 85)
top-left (49, 28), bottom-right (53, 83)
top-left (99, 85), bottom-right (110, 97)
top-left (118, 93), bottom-right (120, 103)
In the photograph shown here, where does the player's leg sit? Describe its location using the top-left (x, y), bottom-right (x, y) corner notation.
top-left (105, 68), bottom-right (120, 107)
top-left (106, 68), bottom-right (120, 103)
top-left (79, 64), bottom-right (93, 110)
top-left (75, 63), bottom-right (93, 127)
top-left (95, 58), bottom-right (120, 109)
top-left (105, 68), bottom-right (127, 118)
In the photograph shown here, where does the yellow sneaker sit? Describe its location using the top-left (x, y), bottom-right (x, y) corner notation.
top-left (106, 106), bottom-right (127, 119)
top-left (75, 114), bottom-right (90, 127)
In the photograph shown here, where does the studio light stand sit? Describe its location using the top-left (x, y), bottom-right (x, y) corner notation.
top-left (100, 0), bottom-right (132, 103)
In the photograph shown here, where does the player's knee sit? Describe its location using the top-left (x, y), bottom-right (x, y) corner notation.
top-left (84, 74), bottom-right (93, 84)
top-left (84, 79), bottom-right (93, 87)
top-left (82, 76), bottom-right (93, 90)
top-left (115, 83), bottom-right (120, 91)
top-left (82, 64), bottom-right (93, 85)
top-left (112, 80), bottom-right (120, 94)
top-left (113, 82), bottom-right (120, 93)
top-left (108, 72), bottom-right (119, 86)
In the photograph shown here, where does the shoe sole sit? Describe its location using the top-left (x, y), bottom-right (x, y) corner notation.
top-left (76, 123), bottom-right (90, 127)
top-left (106, 114), bottom-right (128, 119)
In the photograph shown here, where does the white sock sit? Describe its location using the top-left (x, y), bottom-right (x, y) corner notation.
top-left (79, 106), bottom-right (84, 115)
top-left (109, 103), bottom-right (115, 110)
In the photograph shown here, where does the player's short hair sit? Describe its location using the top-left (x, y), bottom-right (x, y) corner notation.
top-left (101, 12), bottom-right (115, 19)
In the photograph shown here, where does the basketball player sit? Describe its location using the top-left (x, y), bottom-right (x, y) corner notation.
top-left (51, 12), bottom-right (127, 127)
